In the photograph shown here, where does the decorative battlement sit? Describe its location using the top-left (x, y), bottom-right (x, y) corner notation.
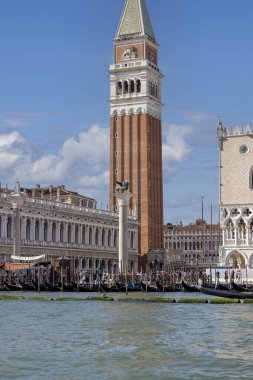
top-left (219, 124), bottom-right (252, 138)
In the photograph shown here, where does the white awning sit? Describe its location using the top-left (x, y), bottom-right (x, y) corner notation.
top-left (10, 254), bottom-right (46, 262)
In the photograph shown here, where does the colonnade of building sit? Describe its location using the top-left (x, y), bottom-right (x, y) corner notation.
top-left (0, 195), bottom-right (139, 270)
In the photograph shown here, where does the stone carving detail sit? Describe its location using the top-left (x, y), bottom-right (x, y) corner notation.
top-left (122, 47), bottom-right (136, 60)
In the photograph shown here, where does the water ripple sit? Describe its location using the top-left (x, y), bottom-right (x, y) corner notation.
top-left (0, 296), bottom-right (253, 379)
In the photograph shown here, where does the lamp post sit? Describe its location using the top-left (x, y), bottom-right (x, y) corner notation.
top-left (10, 179), bottom-right (26, 258)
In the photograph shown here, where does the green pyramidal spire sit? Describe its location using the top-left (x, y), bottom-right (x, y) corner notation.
top-left (116, 0), bottom-right (156, 42)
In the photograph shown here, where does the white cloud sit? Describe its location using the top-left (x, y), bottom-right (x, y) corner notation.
top-left (0, 126), bottom-right (110, 202)
top-left (0, 131), bottom-right (25, 147)
top-left (79, 171), bottom-right (110, 189)
top-left (187, 112), bottom-right (217, 123)
top-left (163, 123), bottom-right (192, 169)
top-left (1, 119), bottom-right (27, 128)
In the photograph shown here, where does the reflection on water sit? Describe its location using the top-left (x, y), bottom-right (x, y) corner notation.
top-left (0, 292), bottom-right (253, 380)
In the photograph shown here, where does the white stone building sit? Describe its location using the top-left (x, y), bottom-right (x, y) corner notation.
top-left (0, 183), bottom-right (139, 273)
top-left (218, 121), bottom-right (253, 269)
top-left (164, 219), bottom-right (220, 265)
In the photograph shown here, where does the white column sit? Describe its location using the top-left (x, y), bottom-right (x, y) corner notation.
top-left (114, 192), bottom-right (132, 273)
top-left (234, 225), bottom-right (238, 246)
top-left (12, 206), bottom-right (20, 257)
top-left (246, 226), bottom-right (250, 246)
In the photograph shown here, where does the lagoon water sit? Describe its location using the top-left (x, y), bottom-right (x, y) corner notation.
top-left (1, 291), bottom-right (253, 380)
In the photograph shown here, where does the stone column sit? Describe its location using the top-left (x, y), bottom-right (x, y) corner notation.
top-left (246, 225), bottom-right (250, 246)
top-left (12, 205), bottom-right (21, 257)
top-left (114, 191), bottom-right (132, 273)
top-left (234, 225), bottom-right (238, 246)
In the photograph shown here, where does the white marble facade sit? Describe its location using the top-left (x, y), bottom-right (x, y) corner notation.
top-left (218, 122), bottom-right (253, 268)
top-left (0, 190), bottom-right (139, 273)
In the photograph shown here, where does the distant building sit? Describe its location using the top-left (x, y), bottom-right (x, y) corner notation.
top-left (164, 219), bottom-right (220, 267)
top-left (218, 121), bottom-right (253, 269)
top-left (0, 183), bottom-right (139, 272)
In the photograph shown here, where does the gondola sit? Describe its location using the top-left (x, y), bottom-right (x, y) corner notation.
top-left (31, 280), bottom-right (48, 292)
top-left (0, 284), bottom-right (9, 291)
top-left (231, 281), bottom-right (253, 293)
top-left (45, 281), bottom-right (62, 291)
top-left (217, 283), bottom-right (230, 291)
top-left (200, 285), bottom-right (253, 299)
top-left (77, 284), bottom-right (99, 292)
top-left (181, 279), bottom-right (199, 292)
top-left (19, 280), bottom-right (36, 291)
top-left (141, 281), bottom-right (158, 292)
top-left (156, 281), bottom-right (178, 292)
top-left (4, 281), bottom-right (23, 291)
top-left (116, 282), bottom-right (142, 292)
top-left (100, 283), bottom-right (121, 292)
top-left (62, 283), bottom-right (76, 292)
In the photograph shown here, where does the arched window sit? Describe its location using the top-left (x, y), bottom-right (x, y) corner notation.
top-left (117, 81), bottom-right (122, 95)
top-left (26, 219), bottom-right (31, 240)
top-left (101, 229), bottom-right (105, 246)
top-left (227, 219), bottom-right (235, 240)
top-left (35, 221), bottom-right (40, 241)
top-left (238, 218), bottom-right (246, 240)
top-left (60, 223), bottom-right (64, 243)
top-left (67, 224), bottom-right (71, 243)
top-left (7, 217), bottom-right (12, 239)
top-left (108, 230), bottom-right (111, 247)
top-left (44, 222), bottom-right (48, 241)
top-left (131, 232), bottom-right (134, 249)
top-left (114, 231), bottom-right (118, 247)
top-left (123, 80), bottom-right (128, 94)
top-left (82, 226), bottom-right (86, 244)
top-left (89, 227), bottom-right (92, 245)
top-left (52, 223), bottom-right (56, 242)
top-left (136, 79), bottom-right (141, 93)
top-left (130, 80), bottom-right (135, 93)
top-left (95, 228), bottom-right (99, 246)
top-left (75, 225), bottom-right (78, 244)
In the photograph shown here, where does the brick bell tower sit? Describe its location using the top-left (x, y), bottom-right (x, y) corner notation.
top-left (109, 0), bottom-right (164, 269)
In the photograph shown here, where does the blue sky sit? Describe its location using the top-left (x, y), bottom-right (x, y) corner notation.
top-left (0, 0), bottom-right (253, 225)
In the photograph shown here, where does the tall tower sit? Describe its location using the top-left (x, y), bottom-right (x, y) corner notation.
top-left (109, 0), bottom-right (164, 268)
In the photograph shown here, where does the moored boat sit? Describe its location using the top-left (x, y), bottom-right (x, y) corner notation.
top-left (100, 283), bottom-right (121, 292)
top-left (19, 280), bottom-right (36, 291)
top-left (116, 282), bottom-right (142, 292)
top-left (200, 285), bottom-right (253, 299)
top-left (77, 284), bottom-right (99, 292)
top-left (141, 281), bottom-right (157, 292)
top-left (4, 281), bottom-right (23, 291)
top-left (45, 281), bottom-right (62, 291)
top-left (182, 279), bottom-right (199, 292)
top-left (156, 281), bottom-right (178, 292)
top-left (231, 281), bottom-right (253, 293)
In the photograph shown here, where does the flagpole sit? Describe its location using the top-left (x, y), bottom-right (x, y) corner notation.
top-left (202, 196), bottom-right (204, 257)
top-left (210, 202), bottom-right (213, 259)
